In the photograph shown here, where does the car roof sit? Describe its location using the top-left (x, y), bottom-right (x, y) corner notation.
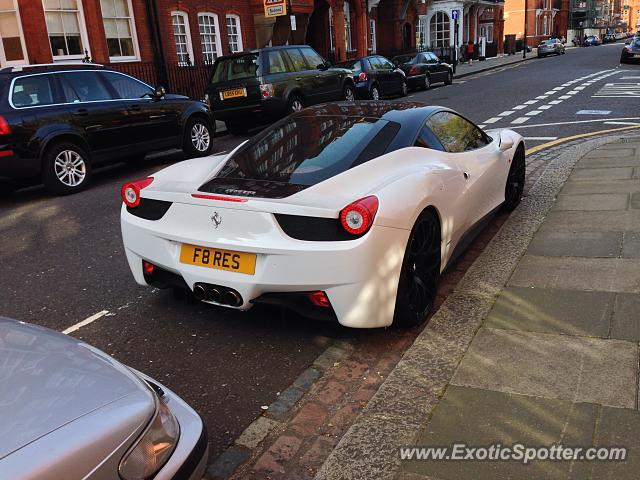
top-left (215, 45), bottom-right (314, 60)
top-left (0, 63), bottom-right (106, 76)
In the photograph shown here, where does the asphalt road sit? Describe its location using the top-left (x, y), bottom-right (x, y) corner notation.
top-left (1, 43), bottom-right (638, 460)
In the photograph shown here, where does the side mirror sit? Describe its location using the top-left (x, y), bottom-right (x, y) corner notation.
top-left (499, 131), bottom-right (514, 151)
top-left (153, 85), bottom-right (166, 99)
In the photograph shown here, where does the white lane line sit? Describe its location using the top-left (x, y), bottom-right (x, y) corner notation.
top-left (478, 124), bottom-right (486, 129)
top-left (539, 105), bottom-right (552, 110)
top-left (526, 110), bottom-right (542, 116)
top-left (62, 310), bottom-right (110, 335)
top-left (524, 100), bottom-right (538, 105)
top-left (535, 95), bottom-right (549, 100)
top-left (499, 110), bottom-right (515, 116)
top-left (511, 117), bottom-right (530, 124)
top-left (552, 87), bottom-right (564, 91)
top-left (507, 116), bottom-right (640, 129)
top-left (544, 90), bottom-right (556, 95)
top-left (524, 136), bottom-right (558, 140)
top-left (549, 100), bottom-right (563, 104)
top-left (513, 105), bottom-right (527, 110)
top-left (604, 121), bottom-right (640, 126)
top-left (575, 86), bottom-right (586, 90)
top-left (559, 95), bottom-right (571, 99)
top-left (621, 76), bottom-right (640, 80)
top-left (483, 117), bottom-right (501, 124)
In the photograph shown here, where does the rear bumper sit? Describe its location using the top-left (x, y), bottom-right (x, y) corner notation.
top-left (0, 149), bottom-right (39, 181)
top-left (212, 97), bottom-right (287, 121)
top-left (121, 202), bottom-right (409, 328)
top-left (354, 81), bottom-right (371, 99)
top-left (406, 74), bottom-right (425, 89)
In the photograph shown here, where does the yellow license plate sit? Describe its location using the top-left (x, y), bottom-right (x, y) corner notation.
top-left (179, 244), bottom-right (256, 275)
top-left (221, 88), bottom-right (246, 99)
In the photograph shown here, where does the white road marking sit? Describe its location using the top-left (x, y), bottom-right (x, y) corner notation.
top-left (62, 310), bottom-right (110, 335)
top-left (483, 117), bottom-right (501, 124)
top-left (577, 109), bottom-right (611, 115)
top-left (511, 117), bottom-right (530, 124)
top-left (513, 105), bottom-right (527, 110)
top-left (620, 76), bottom-right (640, 80)
top-left (549, 100), bottom-right (563, 104)
top-left (604, 121), bottom-right (640, 126)
top-left (523, 136), bottom-right (558, 140)
top-left (478, 124), bottom-right (486, 129)
top-left (559, 95), bottom-right (571, 99)
top-left (593, 83), bottom-right (640, 98)
top-left (499, 110), bottom-right (515, 116)
top-left (526, 110), bottom-right (542, 116)
top-left (524, 100), bottom-right (538, 105)
top-left (567, 91), bottom-right (579, 95)
top-left (508, 116), bottom-right (640, 129)
top-left (539, 105), bottom-right (552, 109)
top-left (535, 95), bottom-right (548, 99)
top-left (544, 91), bottom-right (556, 95)
top-left (575, 86), bottom-right (586, 90)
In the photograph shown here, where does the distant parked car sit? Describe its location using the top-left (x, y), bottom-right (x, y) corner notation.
top-left (392, 52), bottom-right (453, 90)
top-left (206, 45), bottom-right (355, 135)
top-left (620, 37), bottom-right (640, 63)
top-left (537, 39), bottom-right (566, 57)
top-left (584, 35), bottom-right (601, 46)
top-left (603, 33), bottom-right (617, 43)
top-left (0, 63), bottom-right (214, 195)
top-left (334, 55), bottom-right (407, 100)
top-left (0, 317), bottom-right (208, 480)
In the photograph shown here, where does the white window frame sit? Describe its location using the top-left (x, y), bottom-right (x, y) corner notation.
top-left (344, 2), bottom-right (352, 52)
top-left (0, 0), bottom-right (28, 66)
top-left (171, 10), bottom-right (194, 65)
top-left (543, 15), bottom-right (549, 35)
top-left (430, 12), bottom-right (451, 47)
top-left (198, 12), bottom-right (222, 63)
top-left (225, 14), bottom-right (243, 53)
top-left (369, 18), bottom-right (376, 52)
top-left (101, 0), bottom-right (140, 62)
top-left (42, 0), bottom-right (91, 61)
top-left (329, 7), bottom-right (334, 52)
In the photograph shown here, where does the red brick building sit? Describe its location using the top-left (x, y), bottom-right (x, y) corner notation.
top-left (503, 0), bottom-right (569, 47)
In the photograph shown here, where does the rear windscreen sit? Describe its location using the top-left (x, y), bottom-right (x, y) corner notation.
top-left (214, 115), bottom-right (400, 187)
top-left (211, 54), bottom-right (261, 83)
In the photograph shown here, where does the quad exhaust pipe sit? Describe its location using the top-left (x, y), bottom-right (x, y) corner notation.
top-left (193, 282), bottom-right (243, 307)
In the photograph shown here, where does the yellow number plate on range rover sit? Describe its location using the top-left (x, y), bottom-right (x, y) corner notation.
top-left (179, 244), bottom-right (256, 275)
top-left (221, 88), bottom-right (246, 100)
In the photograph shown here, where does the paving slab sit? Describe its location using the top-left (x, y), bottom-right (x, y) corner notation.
top-left (574, 156), bottom-right (640, 168)
top-left (402, 386), bottom-right (597, 480)
top-left (508, 255), bottom-right (640, 293)
top-left (540, 210), bottom-right (640, 233)
top-left (485, 287), bottom-right (614, 337)
top-left (630, 192), bottom-right (640, 209)
top-left (622, 232), bottom-right (640, 258)
top-left (596, 141), bottom-right (640, 150)
top-left (567, 167), bottom-right (634, 180)
top-left (451, 328), bottom-right (638, 408)
top-left (560, 179), bottom-right (640, 195)
top-left (553, 193), bottom-right (628, 211)
top-left (611, 293), bottom-right (640, 342)
top-left (579, 147), bottom-right (637, 160)
top-left (526, 231), bottom-right (622, 257)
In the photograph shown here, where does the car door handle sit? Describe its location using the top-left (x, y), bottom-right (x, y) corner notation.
top-left (463, 172), bottom-right (470, 179)
top-left (72, 108), bottom-right (88, 116)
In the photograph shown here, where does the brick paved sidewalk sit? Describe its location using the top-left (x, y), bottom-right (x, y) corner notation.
top-left (316, 136), bottom-right (640, 480)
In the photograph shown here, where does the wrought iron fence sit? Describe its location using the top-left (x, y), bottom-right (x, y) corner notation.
top-left (107, 61), bottom-right (214, 101)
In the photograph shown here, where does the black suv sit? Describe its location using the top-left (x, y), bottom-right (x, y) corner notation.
top-left (0, 64), bottom-right (214, 194)
top-left (207, 45), bottom-right (355, 134)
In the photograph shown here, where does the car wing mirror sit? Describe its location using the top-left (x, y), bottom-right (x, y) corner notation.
top-left (153, 85), bottom-right (166, 99)
top-left (499, 131), bottom-right (514, 151)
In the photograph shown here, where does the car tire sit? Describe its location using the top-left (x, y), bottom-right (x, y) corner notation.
top-left (343, 83), bottom-right (355, 101)
top-left (444, 70), bottom-right (453, 85)
top-left (183, 117), bottom-right (214, 158)
top-left (42, 141), bottom-right (92, 195)
top-left (394, 209), bottom-right (441, 327)
top-left (370, 85), bottom-right (380, 100)
top-left (502, 144), bottom-right (526, 212)
top-left (287, 95), bottom-right (305, 114)
top-left (225, 120), bottom-right (249, 135)
top-left (424, 74), bottom-right (431, 90)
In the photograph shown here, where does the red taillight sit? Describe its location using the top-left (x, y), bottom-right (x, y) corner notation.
top-left (191, 193), bottom-right (248, 202)
top-left (358, 72), bottom-right (368, 82)
top-left (0, 149), bottom-right (13, 157)
top-left (121, 177), bottom-right (154, 208)
top-left (309, 291), bottom-right (331, 308)
top-left (0, 115), bottom-right (10, 135)
top-left (260, 83), bottom-right (275, 98)
top-left (408, 65), bottom-right (419, 75)
top-left (339, 196), bottom-right (379, 235)
top-left (143, 260), bottom-right (155, 276)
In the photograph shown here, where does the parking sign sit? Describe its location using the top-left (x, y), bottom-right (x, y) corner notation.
top-left (452, 9), bottom-right (459, 20)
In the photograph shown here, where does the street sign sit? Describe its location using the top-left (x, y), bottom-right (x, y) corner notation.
top-left (452, 9), bottom-right (459, 20)
top-left (264, 0), bottom-right (286, 17)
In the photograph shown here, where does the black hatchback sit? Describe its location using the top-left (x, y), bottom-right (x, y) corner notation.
top-left (392, 52), bottom-right (453, 91)
top-left (207, 45), bottom-right (355, 135)
top-left (334, 55), bottom-right (408, 100)
top-left (0, 64), bottom-right (214, 194)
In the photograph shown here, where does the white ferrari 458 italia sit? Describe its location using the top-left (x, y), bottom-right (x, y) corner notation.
top-left (120, 102), bottom-right (525, 328)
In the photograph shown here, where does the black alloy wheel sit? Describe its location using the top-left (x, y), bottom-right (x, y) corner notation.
top-left (370, 85), bottom-right (380, 100)
top-left (503, 146), bottom-right (526, 212)
top-left (394, 210), bottom-right (441, 327)
top-left (343, 83), bottom-right (355, 101)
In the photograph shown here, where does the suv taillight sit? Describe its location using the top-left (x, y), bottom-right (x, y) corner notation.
top-left (260, 83), bottom-right (275, 98)
top-left (0, 115), bottom-right (11, 135)
top-left (408, 65), bottom-right (419, 75)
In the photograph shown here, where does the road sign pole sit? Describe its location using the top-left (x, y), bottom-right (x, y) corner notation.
top-left (452, 9), bottom-right (459, 74)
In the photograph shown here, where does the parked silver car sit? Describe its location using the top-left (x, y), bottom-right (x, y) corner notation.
top-left (0, 317), bottom-right (208, 479)
top-left (537, 38), bottom-right (566, 57)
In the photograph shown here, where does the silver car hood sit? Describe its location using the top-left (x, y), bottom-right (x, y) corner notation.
top-left (0, 318), bottom-right (152, 459)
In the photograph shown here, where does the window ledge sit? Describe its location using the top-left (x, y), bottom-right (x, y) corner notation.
top-left (108, 56), bottom-right (141, 63)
